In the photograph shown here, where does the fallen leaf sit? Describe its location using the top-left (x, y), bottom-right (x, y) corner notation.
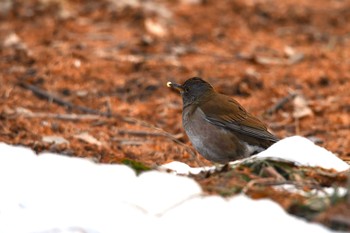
top-left (145, 18), bottom-right (167, 37)
top-left (74, 132), bottom-right (104, 146)
top-left (3, 33), bottom-right (21, 47)
top-left (42, 135), bottom-right (69, 145)
top-left (293, 94), bottom-right (313, 119)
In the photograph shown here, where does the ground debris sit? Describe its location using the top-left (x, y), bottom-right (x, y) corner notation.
top-left (193, 157), bottom-right (349, 230)
top-left (1, 0), bottom-right (350, 230)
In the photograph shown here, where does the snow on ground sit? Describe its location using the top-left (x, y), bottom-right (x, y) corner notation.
top-left (0, 136), bottom-right (348, 233)
top-left (254, 136), bottom-right (349, 171)
top-left (161, 136), bottom-right (349, 175)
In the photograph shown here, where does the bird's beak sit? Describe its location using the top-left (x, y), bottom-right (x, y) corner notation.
top-left (167, 81), bottom-right (184, 93)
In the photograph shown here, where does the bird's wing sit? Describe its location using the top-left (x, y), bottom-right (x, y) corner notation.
top-left (199, 94), bottom-right (278, 142)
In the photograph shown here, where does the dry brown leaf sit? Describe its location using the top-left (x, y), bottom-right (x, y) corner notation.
top-left (145, 18), bottom-right (167, 37)
top-left (293, 95), bottom-right (313, 119)
top-left (73, 132), bottom-right (104, 147)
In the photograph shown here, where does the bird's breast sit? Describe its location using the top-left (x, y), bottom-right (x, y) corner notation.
top-left (182, 106), bottom-right (250, 163)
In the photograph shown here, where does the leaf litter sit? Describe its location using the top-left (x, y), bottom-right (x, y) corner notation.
top-left (0, 0), bottom-right (350, 230)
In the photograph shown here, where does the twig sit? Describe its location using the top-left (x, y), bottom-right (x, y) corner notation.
top-left (265, 92), bottom-right (297, 115)
top-left (347, 171), bottom-right (350, 204)
top-left (118, 129), bottom-right (183, 139)
top-left (10, 111), bottom-right (101, 121)
top-left (18, 82), bottom-right (104, 115)
top-left (105, 98), bottom-right (112, 116)
top-left (262, 166), bottom-right (286, 181)
top-left (18, 82), bottom-right (197, 158)
top-left (111, 138), bottom-right (153, 146)
top-left (295, 117), bottom-right (300, 135)
top-left (242, 178), bottom-right (320, 194)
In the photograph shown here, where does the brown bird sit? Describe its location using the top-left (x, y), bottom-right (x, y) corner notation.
top-left (167, 77), bottom-right (279, 164)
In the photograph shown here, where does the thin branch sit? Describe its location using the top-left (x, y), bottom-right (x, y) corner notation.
top-left (347, 171), bottom-right (350, 204)
top-left (10, 112), bottom-right (101, 121)
top-left (243, 178), bottom-right (320, 194)
top-left (18, 82), bottom-right (103, 115)
top-left (18, 82), bottom-right (197, 158)
top-left (118, 129), bottom-right (183, 139)
top-left (265, 92), bottom-right (297, 115)
top-left (111, 138), bottom-right (153, 146)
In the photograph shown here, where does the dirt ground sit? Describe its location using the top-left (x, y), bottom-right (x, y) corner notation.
top-left (1, 0), bottom-right (350, 230)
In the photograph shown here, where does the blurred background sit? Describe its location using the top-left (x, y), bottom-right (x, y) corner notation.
top-left (0, 0), bottom-right (349, 166)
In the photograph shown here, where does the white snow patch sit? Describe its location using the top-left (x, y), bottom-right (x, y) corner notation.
top-left (160, 136), bottom-right (349, 175)
top-left (254, 136), bottom-right (349, 172)
top-left (159, 161), bottom-right (215, 175)
top-left (126, 170), bottom-right (202, 215)
top-left (274, 184), bottom-right (347, 198)
top-left (0, 142), bottom-right (341, 233)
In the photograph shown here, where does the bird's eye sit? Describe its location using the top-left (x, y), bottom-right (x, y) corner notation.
top-left (184, 87), bottom-right (189, 92)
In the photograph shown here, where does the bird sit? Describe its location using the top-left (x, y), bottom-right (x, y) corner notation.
top-left (167, 77), bottom-right (279, 164)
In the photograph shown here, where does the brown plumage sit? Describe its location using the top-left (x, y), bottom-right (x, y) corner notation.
top-left (167, 77), bottom-right (279, 163)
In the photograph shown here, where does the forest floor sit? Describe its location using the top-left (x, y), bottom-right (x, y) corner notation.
top-left (1, 0), bottom-right (350, 230)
